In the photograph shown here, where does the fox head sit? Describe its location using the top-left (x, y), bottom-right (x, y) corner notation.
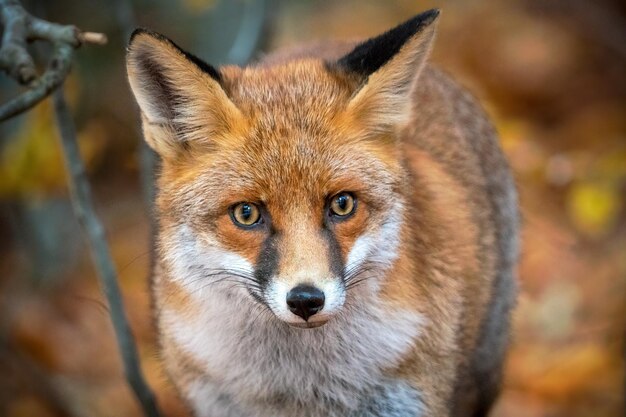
top-left (127, 10), bottom-right (439, 328)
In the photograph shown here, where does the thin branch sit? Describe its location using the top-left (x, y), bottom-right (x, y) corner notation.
top-left (52, 88), bottom-right (161, 417)
top-left (0, 0), bottom-right (107, 121)
top-left (78, 31), bottom-right (107, 45)
top-left (0, 42), bottom-right (72, 121)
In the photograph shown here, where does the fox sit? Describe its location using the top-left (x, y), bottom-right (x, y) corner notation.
top-left (126, 8), bottom-right (519, 417)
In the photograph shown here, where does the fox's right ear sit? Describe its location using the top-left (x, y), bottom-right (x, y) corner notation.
top-left (126, 29), bottom-right (243, 159)
top-left (334, 9), bottom-right (439, 136)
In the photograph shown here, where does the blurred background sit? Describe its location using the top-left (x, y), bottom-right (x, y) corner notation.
top-left (0, 0), bottom-right (624, 416)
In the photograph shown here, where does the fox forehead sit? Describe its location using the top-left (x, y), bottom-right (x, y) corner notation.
top-left (221, 60), bottom-right (358, 117)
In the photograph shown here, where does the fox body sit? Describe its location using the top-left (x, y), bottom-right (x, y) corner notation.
top-left (127, 9), bottom-right (518, 417)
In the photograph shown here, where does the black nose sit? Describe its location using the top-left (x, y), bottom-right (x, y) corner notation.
top-left (286, 285), bottom-right (325, 321)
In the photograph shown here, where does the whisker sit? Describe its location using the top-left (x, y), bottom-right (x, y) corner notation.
top-left (342, 259), bottom-right (390, 293)
top-left (249, 302), bottom-right (272, 328)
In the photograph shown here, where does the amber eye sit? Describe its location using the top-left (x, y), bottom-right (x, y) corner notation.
top-left (329, 192), bottom-right (356, 218)
top-left (230, 202), bottom-right (261, 228)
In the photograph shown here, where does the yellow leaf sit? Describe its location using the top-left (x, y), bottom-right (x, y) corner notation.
top-left (0, 102), bottom-right (66, 198)
top-left (567, 181), bottom-right (621, 237)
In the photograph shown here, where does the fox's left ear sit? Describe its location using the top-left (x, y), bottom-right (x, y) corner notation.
top-left (126, 29), bottom-right (243, 159)
top-left (335, 9), bottom-right (439, 134)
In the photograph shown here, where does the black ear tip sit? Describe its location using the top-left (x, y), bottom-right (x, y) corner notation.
top-left (129, 28), bottom-right (150, 45)
top-left (425, 8), bottom-right (441, 19)
top-left (129, 28), bottom-right (146, 42)
top-left (335, 8), bottom-right (440, 77)
top-left (127, 29), bottom-right (145, 54)
top-left (410, 8), bottom-right (440, 28)
top-left (128, 28), bottom-right (171, 48)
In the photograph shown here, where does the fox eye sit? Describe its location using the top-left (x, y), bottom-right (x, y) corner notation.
top-left (329, 192), bottom-right (356, 218)
top-left (230, 202), bottom-right (262, 228)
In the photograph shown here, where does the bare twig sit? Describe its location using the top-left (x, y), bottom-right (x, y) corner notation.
top-left (52, 89), bottom-right (161, 417)
top-left (77, 31), bottom-right (108, 45)
top-left (0, 42), bottom-right (73, 121)
top-left (0, 0), bottom-right (107, 121)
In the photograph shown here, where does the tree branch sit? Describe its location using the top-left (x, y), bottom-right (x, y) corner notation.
top-left (52, 88), bottom-right (161, 417)
top-left (0, 42), bottom-right (72, 121)
top-left (0, 0), bottom-right (106, 121)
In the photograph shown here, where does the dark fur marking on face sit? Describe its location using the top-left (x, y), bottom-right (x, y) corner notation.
top-left (254, 230), bottom-right (280, 290)
top-left (321, 227), bottom-right (345, 280)
top-left (335, 8), bottom-right (439, 78)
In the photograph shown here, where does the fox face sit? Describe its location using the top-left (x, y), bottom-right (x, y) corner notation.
top-left (127, 12), bottom-right (437, 329)
top-left (155, 75), bottom-right (406, 327)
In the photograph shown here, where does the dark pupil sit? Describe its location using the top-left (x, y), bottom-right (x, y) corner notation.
top-left (240, 204), bottom-right (252, 221)
top-left (337, 195), bottom-right (348, 211)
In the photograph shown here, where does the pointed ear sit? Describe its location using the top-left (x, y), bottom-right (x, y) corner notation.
top-left (335, 9), bottom-right (439, 135)
top-left (126, 29), bottom-right (243, 159)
